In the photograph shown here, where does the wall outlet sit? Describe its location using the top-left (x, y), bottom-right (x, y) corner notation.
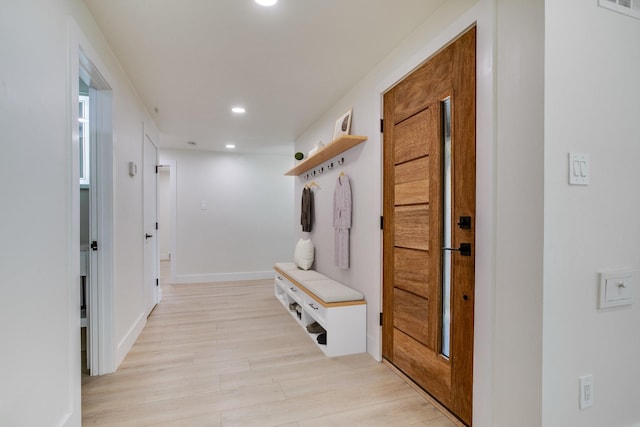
top-left (579, 375), bottom-right (594, 409)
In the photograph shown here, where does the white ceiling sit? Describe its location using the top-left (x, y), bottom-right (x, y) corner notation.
top-left (83, 0), bottom-right (446, 154)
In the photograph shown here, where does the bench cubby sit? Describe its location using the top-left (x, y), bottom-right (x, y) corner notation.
top-left (274, 266), bottom-right (366, 357)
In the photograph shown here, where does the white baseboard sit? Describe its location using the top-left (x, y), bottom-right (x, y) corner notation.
top-left (114, 310), bottom-right (146, 368)
top-left (173, 270), bottom-right (272, 284)
top-left (58, 410), bottom-right (75, 427)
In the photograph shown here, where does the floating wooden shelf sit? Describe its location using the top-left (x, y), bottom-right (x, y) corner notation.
top-left (285, 135), bottom-right (368, 176)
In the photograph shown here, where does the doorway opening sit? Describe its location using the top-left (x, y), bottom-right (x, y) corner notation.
top-left (143, 133), bottom-right (161, 315)
top-left (157, 160), bottom-right (176, 285)
top-left (157, 163), bottom-right (172, 285)
top-left (76, 47), bottom-right (115, 376)
top-left (382, 27), bottom-right (476, 425)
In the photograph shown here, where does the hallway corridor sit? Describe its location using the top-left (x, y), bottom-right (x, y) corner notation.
top-left (81, 277), bottom-right (457, 426)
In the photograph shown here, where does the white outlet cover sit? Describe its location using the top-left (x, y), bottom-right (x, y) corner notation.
top-left (579, 374), bottom-right (594, 409)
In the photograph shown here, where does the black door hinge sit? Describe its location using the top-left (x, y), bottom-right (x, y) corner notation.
top-left (155, 165), bottom-right (159, 174)
top-left (90, 241), bottom-right (98, 251)
top-left (380, 216), bottom-right (384, 230)
top-left (156, 278), bottom-right (159, 287)
top-left (379, 312), bottom-right (383, 326)
top-left (155, 222), bottom-right (159, 230)
top-left (380, 119), bottom-right (384, 133)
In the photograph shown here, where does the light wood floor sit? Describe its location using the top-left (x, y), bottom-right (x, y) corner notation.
top-left (82, 266), bottom-right (458, 426)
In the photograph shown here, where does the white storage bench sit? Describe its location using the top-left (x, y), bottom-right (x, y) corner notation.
top-left (273, 262), bottom-right (366, 357)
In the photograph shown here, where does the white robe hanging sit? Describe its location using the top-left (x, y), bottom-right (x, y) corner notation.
top-left (333, 174), bottom-right (352, 269)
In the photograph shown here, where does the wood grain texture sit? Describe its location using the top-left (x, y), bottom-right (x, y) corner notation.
top-left (82, 266), bottom-right (456, 426)
top-left (394, 107), bottom-right (434, 165)
top-left (448, 26), bottom-right (477, 422)
top-left (393, 288), bottom-right (436, 350)
top-left (393, 329), bottom-right (451, 407)
top-left (382, 90), bottom-right (396, 361)
top-left (395, 156), bottom-right (430, 206)
top-left (284, 135), bottom-right (367, 176)
top-left (393, 247), bottom-right (431, 298)
top-left (394, 204), bottom-right (429, 250)
top-left (393, 48), bottom-right (452, 125)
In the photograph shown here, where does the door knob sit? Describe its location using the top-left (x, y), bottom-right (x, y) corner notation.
top-left (442, 243), bottom-right (472, 256)
top-left (145, 233), bottom-right (153, 240)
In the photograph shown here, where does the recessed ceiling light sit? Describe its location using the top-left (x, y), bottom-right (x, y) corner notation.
top-left (231, 107), bottom-right (246, 114)
top-left (255, 0), bottom-right (277, 6)
top-left (225, 144), bottom-right (236, 149)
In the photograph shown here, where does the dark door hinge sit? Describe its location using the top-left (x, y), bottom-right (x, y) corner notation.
top-left (90, 241), bottom-right (98, 251)
top-left (380, 216), bottom-right (384, 230)
top-left (379, 312), bottom-right (383, 326)
top-left (156, 278), bottom-right (159, 287)
top-left (155, 165), bottom-right (159, 174)
top-left (380, 119), bottom-right (384, 133)
top-left (155, 222), bottom-right (159, 230)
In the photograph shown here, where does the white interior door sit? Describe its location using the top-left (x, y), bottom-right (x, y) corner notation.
top-left (143, 134), bottom-right (159, 315)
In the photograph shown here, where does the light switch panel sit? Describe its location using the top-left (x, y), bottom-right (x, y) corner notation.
top-left (599, 270), bottom-right (634, 308)
top-left (569, 152), bottom-right (590, 185)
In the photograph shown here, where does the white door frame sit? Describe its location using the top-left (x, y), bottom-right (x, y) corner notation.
top-left (69, 19), bottom-right (115, 376)
top-left (143, 130), bottom-right (160, 313)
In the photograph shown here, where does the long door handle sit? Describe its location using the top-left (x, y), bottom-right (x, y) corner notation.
top-left (145, 233), bottom-right (153, 240)
top-left (442, 243), bottom-right (472, 256)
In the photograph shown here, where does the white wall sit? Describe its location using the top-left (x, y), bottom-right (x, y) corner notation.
top-left (543, 1), bottom-right (640, 426)
top-left (0, 2), bottom-right (79, 424)
top-left (493, 1), bottom-right (545, 426)
top-left (160, 149), bottom-right (294, 283)
top-left (0, 1), bottom-right (158, 425)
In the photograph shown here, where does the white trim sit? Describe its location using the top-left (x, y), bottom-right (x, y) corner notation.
top-left (173, 271), bottom-right (273, 284)
top-left (58, 412), bottom-right (73, 427)
top-left (94, 85), bottom-right (115, 375)
top-left (114, 311), bottom-right (147, 368)
top-left (143, 127), bottom-right (160, 312)
top-left (65, 20), bottom-right (82, 427)
top-left (470, 2), bottom-right (497, 427)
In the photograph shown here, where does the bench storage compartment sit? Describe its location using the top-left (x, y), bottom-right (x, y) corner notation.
top-left (274, 266), bottom-right (366, 357)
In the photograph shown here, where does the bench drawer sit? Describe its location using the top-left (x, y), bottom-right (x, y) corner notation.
top-left (304, 295), bottom-right (327, 325)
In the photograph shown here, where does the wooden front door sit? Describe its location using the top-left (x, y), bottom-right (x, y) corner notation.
top-left (382, 27), bottom-right (476, 425)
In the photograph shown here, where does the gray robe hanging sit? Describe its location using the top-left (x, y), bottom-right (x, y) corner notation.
top-left (333, 174), bottom-right (352, 269)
